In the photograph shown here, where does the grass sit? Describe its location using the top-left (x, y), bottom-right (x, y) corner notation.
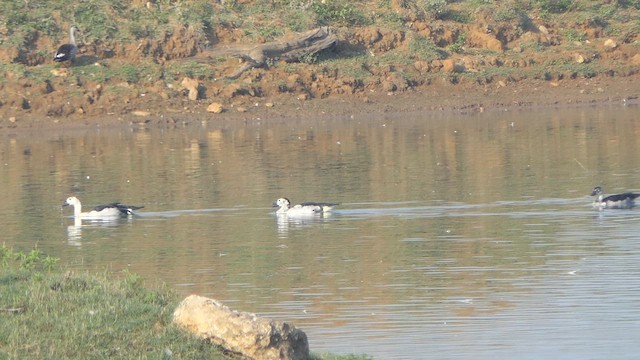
top-left (0, 245), bottom-right (372, 360)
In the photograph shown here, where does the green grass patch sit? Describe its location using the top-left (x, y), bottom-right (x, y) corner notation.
top-left (311, 1), bottom-right (372, 26)
top-left (0, 245), bottom-right (371, 360)
top-left (0, 245), bottom-right (225, 359)
top-left (409, 35), bottom-right (449, 61)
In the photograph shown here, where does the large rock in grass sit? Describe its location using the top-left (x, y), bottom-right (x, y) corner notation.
top-left (173, 295), bottom-right (309, 360)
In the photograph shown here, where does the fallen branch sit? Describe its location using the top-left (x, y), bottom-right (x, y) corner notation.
top-left (200, 27), bottom-right (337, 79)
top-left (0, 306), bottom-right (27, 313)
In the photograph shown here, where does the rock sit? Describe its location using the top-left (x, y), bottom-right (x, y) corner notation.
top-left (132, 110), bottom-right (151, 116)
top-left (173, 295), bottom-right (309, 360)
top-left (604, 38), bottom-right (617, 49)
top-left (574, 53), bottom-right (585, 63)
top-left (51, 68), bottom-right (70, 77)
top-left (180, 77), bottom-right (200, 101)
top-left (441, 59), bottom-right (465, 73)
top-left (413, 60), bottom-right (431, 74)
top-left (538, 25), bottom-right (549, 35)
top-left (382, 73), bottom-right (408, 92)
top-left (382, 79), bottom-right (397, 92)
top-left (207, 102), bottom-right (223, 114)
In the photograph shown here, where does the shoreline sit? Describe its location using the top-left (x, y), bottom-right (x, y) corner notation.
top-left (1, 74), bottom-right (638, 133)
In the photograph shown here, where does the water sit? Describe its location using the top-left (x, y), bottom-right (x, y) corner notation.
top-left (2, 105), bottom-right (640, 359)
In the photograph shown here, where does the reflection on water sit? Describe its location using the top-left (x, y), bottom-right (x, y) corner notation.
top-left (2, 105), bottom-right (640, 359)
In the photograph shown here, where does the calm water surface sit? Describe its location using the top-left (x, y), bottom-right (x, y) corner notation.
top-left (2, 105), bottom-right (640, 359)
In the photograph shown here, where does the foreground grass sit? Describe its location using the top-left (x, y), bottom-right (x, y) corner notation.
top-left (0, 246), bottom-right (371, 360)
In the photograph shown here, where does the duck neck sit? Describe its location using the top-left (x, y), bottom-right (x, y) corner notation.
top-left (69, 27), bottom-right (76, 45)
top-left (73, 202), bottom-right (82, 218)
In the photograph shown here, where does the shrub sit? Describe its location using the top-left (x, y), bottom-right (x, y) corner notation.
top-left (311, 1), bottom-right (371, 26)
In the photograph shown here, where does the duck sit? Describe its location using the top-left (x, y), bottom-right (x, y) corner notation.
top-left (591, 186), bottom-right (640, 209)
top-left (53, 26), bottom-right (79, 65)
top-left (63, 196), bottom-right (144, 219)
top-left (273, 197), bottom-right (339, 215)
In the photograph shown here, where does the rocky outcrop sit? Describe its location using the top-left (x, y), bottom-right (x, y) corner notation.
top-left (173, 295), bottom-right (309, 360)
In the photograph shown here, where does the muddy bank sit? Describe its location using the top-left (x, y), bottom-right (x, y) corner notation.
top-left (1, 73), bottom-right (637, 132)
top-left (2, 1), bottom-right (639, 132)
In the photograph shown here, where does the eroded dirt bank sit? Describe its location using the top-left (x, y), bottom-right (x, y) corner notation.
top-left (1, 73), bottom-right (637, 132)
top-left (1, 0), bottom-right (639, 131)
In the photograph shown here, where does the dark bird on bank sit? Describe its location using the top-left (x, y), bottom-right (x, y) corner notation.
top-left (53, 26), bottom-right (79, 65)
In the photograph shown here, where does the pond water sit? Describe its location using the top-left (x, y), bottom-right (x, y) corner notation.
top-left (2, 104), bottom-right (640, 359)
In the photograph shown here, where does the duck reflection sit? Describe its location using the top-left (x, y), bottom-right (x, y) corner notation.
top-left (66, 217), bottom-right (129, 246)
top-left (275, 212), bottom-right (333, 238)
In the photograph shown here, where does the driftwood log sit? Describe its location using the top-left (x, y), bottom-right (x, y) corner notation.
top-left (200, 27), bottom-right (337, 79)
top-left (173, 295), bottom-right (309, 360)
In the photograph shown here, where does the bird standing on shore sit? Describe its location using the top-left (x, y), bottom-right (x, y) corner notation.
top-left (53, 26), bottom-right (79, 65)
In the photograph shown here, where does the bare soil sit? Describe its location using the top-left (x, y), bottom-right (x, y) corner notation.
top-left (1, 18), bottom-right (639, 131)
top-left (1, 72), bottom-right (637, 133)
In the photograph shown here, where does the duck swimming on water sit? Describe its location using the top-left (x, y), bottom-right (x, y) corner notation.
top-left (53, 26), bottom-right (79, 65)
top-left (591, 186), bottom-right (640, 209)
top-left (63, 196), bottom-right (144, 220)
top-left (273, 197), bottom-right (339, 216)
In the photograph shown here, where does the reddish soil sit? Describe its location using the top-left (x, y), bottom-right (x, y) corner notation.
top-left (1, 73), bottom-right (637, 132)
top-left (1, 20), bottom-right (639, 131)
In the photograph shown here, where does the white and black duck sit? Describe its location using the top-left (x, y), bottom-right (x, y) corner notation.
top-left (591, 186), bottom-right (640, 209)
top-left (53, 26), bottom-right (79, 65)
top-left (273, 197), bottom-right (339, 216)
top-left (63, 196), bottom-right (144, 219)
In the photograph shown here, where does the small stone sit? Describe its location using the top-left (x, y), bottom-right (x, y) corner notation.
top-left (441, 59), bottom-right (463, 73)
top-left (51, 68), bottom-right (69, 77)
top-left (574, 53), bottom-right (585, 63)
top-left (413, 60), bottom-right (431, 73)
top-left (180, 77), bottom-right (198, 90)
top-left (297, 93), bottom-right (308, 101)
top-left (9, 117), bottom-right (16, 123)
top-left (265, 102), bottom-right (274, 107)
top-left (538, 25), bottom-right (549, 35)
top-left (236, 106), bottom-right (247, 113)
top-left (207, 102), bottom-right (223, 114)
top-left (132, 110), bottom-right (151, 116)
top-left (180, 77), bottom-right (200, 101)
top-left (382, 79), bottom-right (397, 92)
top-left (604, 38), bottom-right (617, 49)
top-left (188, 88), bottom-right (198, 101)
